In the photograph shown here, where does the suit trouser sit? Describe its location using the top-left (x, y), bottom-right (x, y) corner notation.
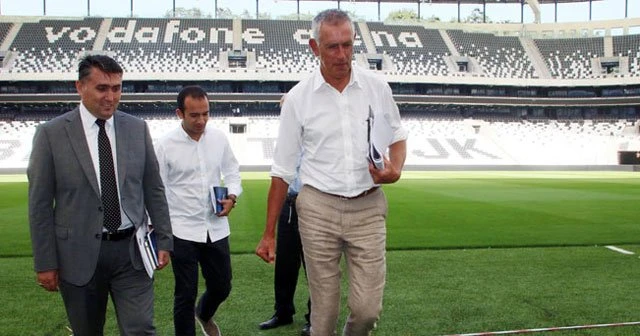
top-left (296, 185), bottom-right (387, 336)
top-left (171, 235), bottom-right (232, 336)
top-left (59, 237), bottom-right (155, 336)
top-left (274, 195), bottom-right (311, 322)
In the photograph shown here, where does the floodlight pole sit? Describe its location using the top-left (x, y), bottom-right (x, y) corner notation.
top-left (43, 0), bottom-right (46, 15)
top-left (88, 0), bottom-right (90, 16)
top-left (173, 0), bottom-right (175, 17)
top-left (377, 1), bottom-right (380, 21)
top-left (256, 0), bottom-right (258, 19)
top-left (625, 0), bottom-right (628, 18)
top-left (483, 0), bottom-right (486, 23)
top-left (130, 0), bottom-right (133, 17)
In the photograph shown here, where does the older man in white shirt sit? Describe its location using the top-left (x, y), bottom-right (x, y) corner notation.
top-left (256, 9), bottom-right (407, 336)
top-left (156, 85), bottom-right (242, 336)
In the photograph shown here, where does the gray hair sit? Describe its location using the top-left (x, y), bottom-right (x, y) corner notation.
top-left (311, 9), bottom-right (354, 42)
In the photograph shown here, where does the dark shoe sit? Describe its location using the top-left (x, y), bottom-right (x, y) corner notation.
top-left (259, 315), bottom-right (293, 330)
top-left (300, 322), bottom-right (311, 336)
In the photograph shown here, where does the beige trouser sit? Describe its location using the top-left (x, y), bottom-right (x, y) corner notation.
top-left (296, 185), bottom-right (388, 336)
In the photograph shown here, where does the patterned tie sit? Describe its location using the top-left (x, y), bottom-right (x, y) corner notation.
top-left (96, 119), bottom-right (122, 233)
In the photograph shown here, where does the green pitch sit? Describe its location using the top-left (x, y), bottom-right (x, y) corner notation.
top-left (3, 171), bottom-right (639, 256)
top-left (2, 171), bottom-right (640, 335)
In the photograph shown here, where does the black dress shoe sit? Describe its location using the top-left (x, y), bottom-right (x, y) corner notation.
top-left (300, 322), bottom-right (311, 336)
top-left (259, 315), bottom-right (293, 330)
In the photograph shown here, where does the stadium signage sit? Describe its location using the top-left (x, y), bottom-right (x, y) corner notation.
top-left (370, 31), bottom-right (422, 48)
top-left (43, 20), bottom-right (414, 47)
top-left (44, 19), bottom-right (303, 45)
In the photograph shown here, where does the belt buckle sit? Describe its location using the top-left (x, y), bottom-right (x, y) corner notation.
top-left (103, 231), bottom-right (115, 241)
top-left (103, 227), bottom-right (131, 241)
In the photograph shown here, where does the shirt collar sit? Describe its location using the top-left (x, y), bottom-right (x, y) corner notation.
top-left (311, 66), bottom-right (362, 93)
top-left (79, 102), bottom-right (115, 130)
top-left (178, 122), bottom-right (207, 142)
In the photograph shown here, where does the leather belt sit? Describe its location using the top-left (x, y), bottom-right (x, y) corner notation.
top-left (102, 227), bottom-right (135, 241)
top-left (328, 186), bottom-right (379, 200)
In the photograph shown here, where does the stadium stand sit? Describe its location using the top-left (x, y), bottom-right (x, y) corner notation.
top-left (367, 22), bottom-right (450, 76)
top-left (8, 18), bottom-right (102, 74)
top-left (0, 23), bottom-right (13, 45)
top-left (534, 36), bottom-right (604, 79)
top-left (613, 34), bottom-right (640, 76)
top-left (0, 16), bottom-right (638, 170)
top-left (103, 18), bottom-right (231, 74)
top-left (447, 29), bottom-right (537, 78)
top-left (242, 19), bottom-right (318, 74)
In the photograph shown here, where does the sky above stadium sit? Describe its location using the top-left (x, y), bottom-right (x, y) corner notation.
top-left (1, 0), bottom-right (639, 24)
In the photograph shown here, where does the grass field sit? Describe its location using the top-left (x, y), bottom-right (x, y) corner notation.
top-left (1, 171), bottom-right (640, 335)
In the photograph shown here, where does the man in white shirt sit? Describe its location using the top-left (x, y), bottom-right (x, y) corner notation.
top-left (155, 85), bottom-right (242, 336)
top-left (256, 9), bottom-right (408, 336)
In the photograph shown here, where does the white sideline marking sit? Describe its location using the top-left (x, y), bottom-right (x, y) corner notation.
top-left (605, 245), bottom-right (635, 255)
top-left (442, 320), bottom-right (640, 335)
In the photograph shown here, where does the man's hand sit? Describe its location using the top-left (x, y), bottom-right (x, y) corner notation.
top-left (216, 198), bottom-right (236, 217)
top-left (156, 250), bottom-right (171, 270)
top-left (255, 235), bottom-right (276, 264)
top-left (256, 177), bottom-right (287, 264)
top-left (369, 140), bottom-right (406, 184)
top-left (37, 270), bottom-right (59, 292)
top-left (369, 157), bottom-right (401, 184)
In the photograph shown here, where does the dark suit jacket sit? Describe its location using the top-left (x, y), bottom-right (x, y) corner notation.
top-left (28, 108), bottom-right (173, 286)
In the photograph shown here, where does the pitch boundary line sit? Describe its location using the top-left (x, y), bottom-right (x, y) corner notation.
top-left (605, 245), bottom-right (635, 255)
top-left (442, 321), bottom-right (640, 335)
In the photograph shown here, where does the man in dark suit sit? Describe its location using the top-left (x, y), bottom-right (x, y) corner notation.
top-left (27, 54), bottom-right (173, 335)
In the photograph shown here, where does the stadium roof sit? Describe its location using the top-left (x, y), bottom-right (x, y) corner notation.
top-left (280, 0), bottom-right (612, 23)
top-left (285, 0), bottom-right (602, 3)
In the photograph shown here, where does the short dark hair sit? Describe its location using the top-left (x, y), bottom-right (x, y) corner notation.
top-left (177, 85), bottom-right (209, 112)
top-left (77, 55), bottom-right (123, 81)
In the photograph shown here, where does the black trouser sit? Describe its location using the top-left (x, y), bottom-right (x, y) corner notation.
top-left (171, 235), bottom-right (232, 336)
top-left (274, 195), bottom-right (311, 322)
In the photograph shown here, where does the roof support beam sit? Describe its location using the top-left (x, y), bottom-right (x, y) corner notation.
top-left (526, 0), bottom-right (541, 23)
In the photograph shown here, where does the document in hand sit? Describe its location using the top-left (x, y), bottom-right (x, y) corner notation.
top-left (136, 224), bottom-right (159, 278)
top-left (368, 106), bottom-right (394, 170)
top-left (210, 186), bottom-right (228, 214)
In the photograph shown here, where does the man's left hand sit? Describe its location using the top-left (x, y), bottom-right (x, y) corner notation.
top-left (156, 250), bottom-right (171, 270)
top-left (369, 157), bottom-right (401, 184)
top-left (216, 198), bottom-right (235, 217)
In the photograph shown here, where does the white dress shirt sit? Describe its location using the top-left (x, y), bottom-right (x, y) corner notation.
top-left (271, 66), bottom-right (408, 197)
top-left (155, 123), bottom-right (242, 243)
top-left (79, 103), bottom-right (133, 230)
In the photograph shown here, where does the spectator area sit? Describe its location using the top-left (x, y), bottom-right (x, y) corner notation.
top-left (447, 30), bottom-right (536, 78)
top-left (9, 18), bottom-right (102, 74)
top-left (242, 19), bottom-right (317, 74)
top-left (613, 34), bottom-right (640, 76)
top-left (104, 18), bottom-right (232, 73)
top-left (0, 23), bottom-right (13, 45)
top-left (534, 37), bottom-right (604, 79)
top-left (367, 22), bottom-right (450, 77)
